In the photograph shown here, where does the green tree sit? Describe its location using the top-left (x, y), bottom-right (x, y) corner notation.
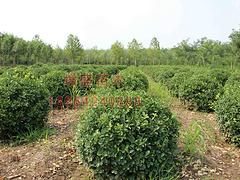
top-left (148, 37), bottom-right (161, 65)
top-left (65, 34), bottom-right (84, 64)
top-left (128, 38), bottom-right (143, 66)
top-left (12, 38), bottom-right (27, 65)
top-left (53, 46), bottom-right (65, 64)
top-left (229, 28), bottom-right (240, 68)
top-left (0, 33), bottom-right (16, 65)
top-left (110, 41), bottom-right (125, 65)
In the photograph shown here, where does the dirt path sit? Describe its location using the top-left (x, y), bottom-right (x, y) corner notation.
top-left (171, 100), bottom-right (240, 180)
top-left (0, 110), bottom-right (92, 180)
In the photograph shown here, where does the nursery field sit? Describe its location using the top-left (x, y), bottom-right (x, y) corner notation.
top-left (0, 64), bottom-right (240, 180)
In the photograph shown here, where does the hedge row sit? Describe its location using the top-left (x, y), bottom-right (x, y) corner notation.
top-left (143, 66), bottom-right (239, 147)
top-left (0, 64), bottom-right (126, 141)
top-left (215, 73), bottom-right (240, 146)
top-left (142, 66), bottom-right (231, 112)
top-left (0, 75), bottom-right (49, 140)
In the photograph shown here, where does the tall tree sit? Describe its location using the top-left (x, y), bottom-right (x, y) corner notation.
top-left (148, 37), bottom-right (161, 65)
top-left (65, 34), bottom-right (84, 64)
top-left (128, 39), bottom-right (143, 66)
top-left (12, 38), bottom-right (27, 65)
top-left (229, 28), bottom-right (240, 68)
top-left (0, 33), bottom-right (16, 65)
top-left (110, 41), bottom-right (125, 65)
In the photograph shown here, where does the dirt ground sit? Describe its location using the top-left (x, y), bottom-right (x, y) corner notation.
top-left (171, 100), bottom-right (240, 180)
top-left (0, 101), bottom-right (240, 180)
top-left (0, 110), bottom-right (93, 180)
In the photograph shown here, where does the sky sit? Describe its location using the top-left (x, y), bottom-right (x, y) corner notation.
top-left (0, 0), bottom-right (240, 49)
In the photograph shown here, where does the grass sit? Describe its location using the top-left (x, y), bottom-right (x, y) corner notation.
top-left (181, 119), bottom-right (218, 159)
top-left (9, 126), bottom-right (56, 146)
top-left (146, 74), bottom-right (173, 107)
top-left (182, 120), bottom-right (207, 157)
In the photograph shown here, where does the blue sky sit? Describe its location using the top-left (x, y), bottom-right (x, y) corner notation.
top-left (0, 0), bottom-right (240, 49)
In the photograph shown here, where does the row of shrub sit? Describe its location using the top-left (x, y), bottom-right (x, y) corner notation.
top-left (215, 73), bottom-right (240, 146)
top-left (75, 67), bottom-right (180, 179)
top-left (1, 64), bottom-right (126, 105)
top-left (142, 65), bottom-right (239, 147)
top-left (141, 66), bottom-right (231, 112)
top-left (0, 64), bottom-right (125, 141)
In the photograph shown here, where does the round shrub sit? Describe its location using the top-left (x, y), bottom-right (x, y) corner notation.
top-left (156, 69), bottom-right (176, 85)
top-left (41, 70), bottom-right (69, 100)
top-left (0, 67), bottom-right (8, 76)
top-left (215, 84), bottom-right (240, 147)
top-left (109, 67), bottom-right (149, 92)
top-left (207, 69), bottom-right (230, 86)
top-left (179, 73), bottom-right (223, 111)
top-left (224, 72), bottom-right (240, 91)
top-left (75, 90), bottom-right (179, 179)
top-left (2, 66), bottom-right (29, 78)
top-left (0, 76), bottom-right (49, 140)
top-left (27, 66), bottom-right (51, 79)
top-left (167, 70), bottom-right (192, 97)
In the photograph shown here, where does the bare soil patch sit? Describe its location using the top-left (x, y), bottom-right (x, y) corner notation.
top-left (0, 110), bottom-right (93, 180)
top-left (171, 100), bottom-right (240, 180)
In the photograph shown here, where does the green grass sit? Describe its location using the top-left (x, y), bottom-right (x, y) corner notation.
top-left (9, 126), bottom-right (56, 146)
top-left (182, 120), bottom-right (207, 157)
top-left (146, 75), bottom-right (173, 107)
top-left (181, 119), bottom-right (219, 158)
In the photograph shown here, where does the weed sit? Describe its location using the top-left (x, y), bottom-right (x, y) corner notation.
top-left (10, 126), bottom-right (56, 146)
top-left (182, 120), bottom-right (207, 157)
top-left (146, 75), bottom-right (173, 107)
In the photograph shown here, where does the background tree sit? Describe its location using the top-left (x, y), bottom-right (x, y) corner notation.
top-left (110, 41), bottom-right (125, 65)
top-left (0, 33), bottom-right (15, 65)
top-left (229, 28), bottom-right (240, 68)
top-left (148, 37), bottom-right (161, 65)
top-left (64, 34), bottom-right (84, 64)
top-left (128, 39), bottom-right (143, 66)
top-left (12, 38), bottom-right (27, 65)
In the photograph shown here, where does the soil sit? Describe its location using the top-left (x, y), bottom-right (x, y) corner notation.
top-left (171, 100), bottom-right (240, 180)
top-left (0, 110), bottom-right (93, 180)
top-left (0, 101), bottom-right (239, 180)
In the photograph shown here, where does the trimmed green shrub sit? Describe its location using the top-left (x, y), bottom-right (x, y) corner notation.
top-left (179, 73), bottom-right (223, 111)
top-left (215, 73), bottom-right (240, 146)
top-left (0, 76), bottom-right (49, 140)
top-left (27, 66), bottom-right (51, 79)
top-left (156, 69), bottom-right (176, 85)
top-left (0, 67), bottom-right (8, 75)
top-left (215, 84), bottom-right (240, 147)
top-left (167, 70), bottom-right (192, 97)
top-left (110, 67), bottom-right (149, 92)
top-left (224, 72), bottom-right (240, 90)
top-left (41, 70), bottom-right (69, 100)
top-left (2, 66), bottom-right (29, 78)
top-left (207, 69), bottom-right (230, 86)
top-left (75, 90), bottom-right (179, 179)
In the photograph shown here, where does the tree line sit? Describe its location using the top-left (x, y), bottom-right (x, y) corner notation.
top-left (0, 28), bottom-right (240, 67)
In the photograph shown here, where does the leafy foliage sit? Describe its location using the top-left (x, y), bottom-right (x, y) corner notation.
top-left (215, 74), bottom-right (240, 146)
top-left (207, 69), bottom-right (230, 86)
top-left (110, 67), bottom-right (149, 92)
top-left (167, 70), bottom-right (192, 97)
top-left (75, 90), bottom-right (179, 179)
top-left (0, 76), bottom-right (49, 140)
top-left (179, 73), bottom-right (223, 112)
top-left (41, 70), bottom-right (69, 101)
